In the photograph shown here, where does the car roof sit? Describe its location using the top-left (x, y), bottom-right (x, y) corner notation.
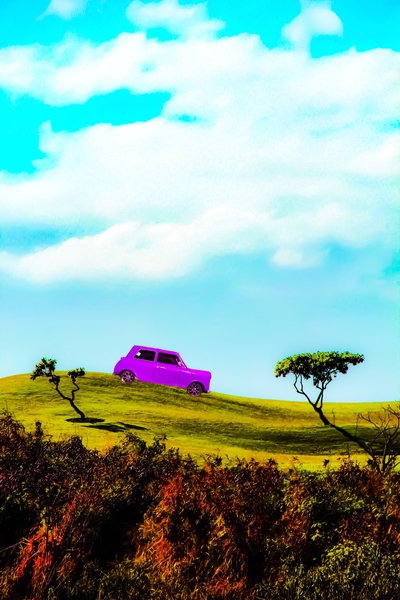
top-left (130, 345), bottom-right (180, 355)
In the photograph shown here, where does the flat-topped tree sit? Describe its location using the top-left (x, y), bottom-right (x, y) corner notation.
top-left (275, 351), bottom-right (367, 448)
top-left (275, 351), bottom-right (400, 474)
top-left (275, 351), bottom-right (364, 424)
top-left (31, 358), bottom-right (86, 421)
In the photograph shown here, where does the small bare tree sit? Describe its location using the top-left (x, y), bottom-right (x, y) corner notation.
top-left (356, 406), bottom-right (400, 473)
top-left (31, 358), bottom-right (86, 421)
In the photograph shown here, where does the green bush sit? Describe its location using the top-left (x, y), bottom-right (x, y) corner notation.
top-left (1, 411), bottom-right (400, 600)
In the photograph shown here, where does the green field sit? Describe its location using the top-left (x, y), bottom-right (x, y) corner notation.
top-left (0, 372), bottom-right (396, 469)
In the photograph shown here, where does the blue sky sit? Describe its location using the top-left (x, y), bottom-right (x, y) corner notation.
top-left (0, 0), bottom-right (399, 403)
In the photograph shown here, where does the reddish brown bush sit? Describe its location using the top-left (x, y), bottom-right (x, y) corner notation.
top-left (1, 412), bottom-right (400, 600)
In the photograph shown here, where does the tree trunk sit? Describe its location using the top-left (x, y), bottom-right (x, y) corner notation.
top-left (54, 382), bottom-right (86, 420)
top-left (314, 405), bottom-right (330, 426)
top-left (69, 399), bottom-right (86, 420)
top-left (313, 404), bottom-right (370, 453)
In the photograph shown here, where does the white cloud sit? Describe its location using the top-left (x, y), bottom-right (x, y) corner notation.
top-left (0, 27), bottom-right (396, 115)
top-left (41, 0), bottom-right (88, 20)
top-left (0, 208), bottom-right (259, 283)
top-left (348, 134), bottom-right (400, 176)
top-left (0, 1), bottom-right (398, 283)
top-left (282, 1), bottom-right (343, 50)
top-left (126, 0), bottom-right (224, 38)
top-left (0, 201), bottom-right (370, 283)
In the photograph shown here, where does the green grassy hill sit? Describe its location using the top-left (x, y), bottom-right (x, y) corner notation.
top-left (0, 372), bottom-right (395, 469)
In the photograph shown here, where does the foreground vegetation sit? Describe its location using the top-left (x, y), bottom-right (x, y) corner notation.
top-left (1, 411), bottom-right (400, 600)
top-left (0, 372), bottom-right (395, 468)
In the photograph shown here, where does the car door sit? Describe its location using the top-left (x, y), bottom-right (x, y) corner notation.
top-left (132, 349), bottom-right (156, 382)
top-left (154, 352), bottom-right (181, 387)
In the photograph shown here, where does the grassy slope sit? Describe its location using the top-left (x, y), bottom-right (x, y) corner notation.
top-left (0, 372), bottom-right (396, 469)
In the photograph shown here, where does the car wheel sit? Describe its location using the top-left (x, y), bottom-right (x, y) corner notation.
top-left (187, 382), bottom-right (203, 397)
top-left (120, 370), bottom-right (135, 384)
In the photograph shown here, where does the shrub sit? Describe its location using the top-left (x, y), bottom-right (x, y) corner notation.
top-left (1, 412), bottom-right (400, 600)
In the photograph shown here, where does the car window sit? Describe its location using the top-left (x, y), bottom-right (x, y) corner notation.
top-left (134, 350), bottom-right (156, 361)
top-left (157, 352), bottom-right (180, 366)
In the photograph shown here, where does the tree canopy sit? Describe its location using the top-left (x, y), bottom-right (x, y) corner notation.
top-left (275, 351), bottom-right (364, 411)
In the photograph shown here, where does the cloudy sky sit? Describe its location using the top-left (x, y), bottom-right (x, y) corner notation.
top-left (0, 0), bottom-right (399, 403)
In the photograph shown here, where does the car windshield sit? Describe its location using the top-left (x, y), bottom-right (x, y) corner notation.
top-left (177, 355), bottom-right (187, 367)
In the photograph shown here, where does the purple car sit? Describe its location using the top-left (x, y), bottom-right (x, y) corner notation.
top-left (113, 345), bottom-right (212, 396)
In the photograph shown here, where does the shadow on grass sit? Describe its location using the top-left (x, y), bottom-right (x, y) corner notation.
top-left (168, 420), bottom-right (394, 455)
top-left (66, 418), bottom-right (105, 424)
top-left (82, 421), bottom-right (148, 433)
top-left (118, 421), bottom-right (148, 431)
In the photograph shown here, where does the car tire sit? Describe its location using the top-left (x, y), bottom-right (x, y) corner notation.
top-left (120, 370), bottom-right (135, 384)
top-left (187, 382), bottom-right (203, 397)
